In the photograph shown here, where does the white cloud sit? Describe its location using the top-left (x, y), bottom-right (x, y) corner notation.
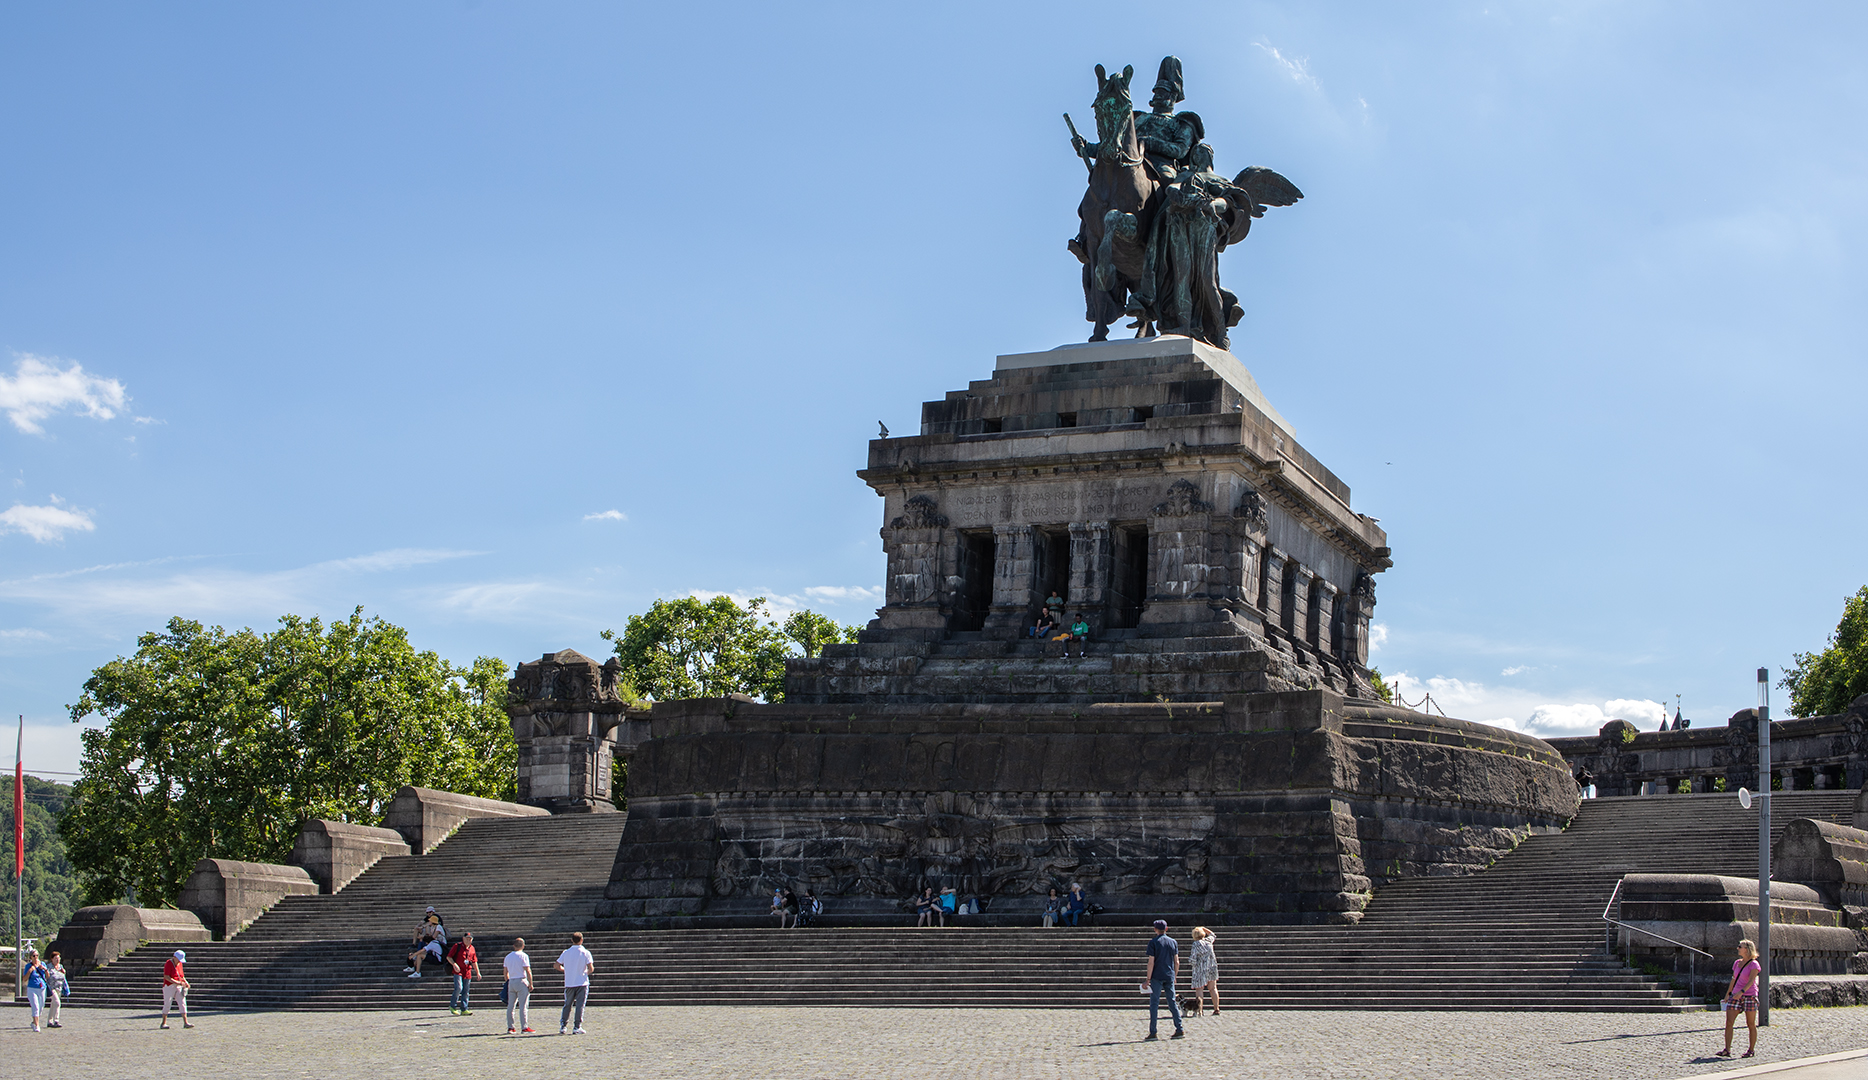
top-left (1520, 698), bottom-right (1667, 738)
top-left (317, 548), bottom-right (482, 573)
top-left (583, 510), bottom-right (627, 522)
top-left (1501, 664), bottom-right (1532, 676)
top-left (0, 547), bottom-right (482, 624)
top-left (0, 627), bottom-right (50, 640)
top-left (803, 585), bottom-right (883, 606)
top-left (1254, 42), bottom-right (1321, 91)
top-left (1382, 671), bottom-right (1667, 740)
top-left (1368, 622), bottom-right (1389, 652)
top-left (0, 499), bottom-right (95, 542)
top-left (0, 354), bottom-right (129, 434)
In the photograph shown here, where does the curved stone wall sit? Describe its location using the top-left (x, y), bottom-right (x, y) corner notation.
top-left (597, 691), bottom-right (1578, 927)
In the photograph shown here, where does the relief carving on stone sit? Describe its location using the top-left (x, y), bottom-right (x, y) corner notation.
top-left (1152, 478), bottom-right (1212, 516)
top-left (890, 494), bottom-right (948, 530)
top-left (1234, 488), bottom-right (1268, 531)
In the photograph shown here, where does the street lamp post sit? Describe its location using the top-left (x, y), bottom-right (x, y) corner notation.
top-left (1756, 668), bottom-right (1771, 1026)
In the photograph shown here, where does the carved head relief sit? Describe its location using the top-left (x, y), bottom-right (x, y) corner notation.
top-left (890, 494), bottom-right (948, 530)
top-left (1152, 479), bottom-right (1211, 517)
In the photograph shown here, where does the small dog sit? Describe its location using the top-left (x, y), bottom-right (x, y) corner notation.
top-left (1180, 993), bottom-right (1203, 1016)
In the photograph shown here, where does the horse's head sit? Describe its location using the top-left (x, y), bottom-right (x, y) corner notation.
top-left (1092, 63), bottom-right (1135, 145)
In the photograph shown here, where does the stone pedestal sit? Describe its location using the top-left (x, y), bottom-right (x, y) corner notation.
top-left (177, 858), bottom-right (318, 940)
top-left (48, 906), bottom-right (209, 974)
top-left (289, 819), bottom-right (411, 893)
top-left (506, 649), bottom-right (628, 813)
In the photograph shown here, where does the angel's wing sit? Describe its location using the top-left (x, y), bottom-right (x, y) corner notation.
top-left (1230, 166), bottom-right (1304, 211)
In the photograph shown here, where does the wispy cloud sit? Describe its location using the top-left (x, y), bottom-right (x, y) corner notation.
top-left (803, 585), bottom-right (883, 605)
top-left (0, 498), bottom-right (95, 542)
top-left (0, 547), bottom-right (482, 625)
top-left (1255, 42), bottom-right (1321, 92)
top-left (1501, 664), bottom-right (1532, 676)
top-left (1387, 669), bottom-right (1668, 739)
top-left (0, 354), bottom-right (129, 434)
top-left (317, 548), bottom-right (482, 573)
top-left (1368, 622), bottom-right (1389, 652)
top-left (583, 510), bottom-right (627, 522)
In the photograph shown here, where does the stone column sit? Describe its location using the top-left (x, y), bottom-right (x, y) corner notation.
top-left (1067, 521), bottom-right (1111, 633)
top-left (1317, 581), bottom-right (1342, 657)
top-left (1261, 548), bottom-right (1288, 636)
top-left (505, 649), bottom-right (627, 813)
top-left (1346, 572), bottom-right (1377, 666)
top-left (1290, 565), bottom-right (1316, 645)
top-left (1141, 479), bottom-right (1221, 630)
top-left (983, 523), bottom-right (1037, 635)
top-left (876, 494), bottom-right (949, 636)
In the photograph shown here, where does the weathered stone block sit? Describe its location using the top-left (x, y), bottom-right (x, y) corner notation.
top-left (48, 906), bottom-right (209, 974)
top-left (289, 819), bottom-right (410, 894)
top-left (177, 858), bottom-right (318, 940)
top-left (381, 786), bottom-right (548, 854)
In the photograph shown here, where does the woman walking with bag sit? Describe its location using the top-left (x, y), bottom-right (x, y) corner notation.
top-left (1188, 927), bottom-right (1220, 1015)
top-left (1716, 939), bottom-right (1762, 1059)
top-left (44, 951), bottom-right (67, 1028)
top-left (22, 947), bottom-right (49, 1031)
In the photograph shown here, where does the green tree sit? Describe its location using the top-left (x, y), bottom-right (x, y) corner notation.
top-left (780, 610), bottom-right (862, 658)
top-left (1367, 667), bottom-right (1394, 704)
top-left (1781, 586), bottom-right (1868, 718)
top-left (602, 596), bottom-right (861, 702)
top-left (62, 610), bottom-right (514, 909)
top-left (1, 776), bottom-right (81, 941)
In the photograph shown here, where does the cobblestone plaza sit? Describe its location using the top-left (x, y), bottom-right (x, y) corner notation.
top-left (5, 1006), bottom-right (1864, 1080)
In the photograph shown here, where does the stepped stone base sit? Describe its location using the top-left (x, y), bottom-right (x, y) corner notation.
top-left (49, 906), bottom-right (209, 975)
top-left (597, 690), bottom-right (1578, 929)
top-left (177, 858), bottom-right (318, 940)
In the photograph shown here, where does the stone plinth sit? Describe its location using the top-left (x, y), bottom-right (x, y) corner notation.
top-left (595, 691), bottom-right (1577, 928)
top-left (289, 819), bottom-right (411, 893)
top-left (381, 785), bottom-right (548, 854)
top-left (789, 337), bottom-right (1390, 703)
top-left (506, 649), bottom-right (627, 813)
top-left (48, 906), bottom-right (209, 974)
top-left (1618, 873), bottom-right (1861, 976)
top-left (177, 858), bottom-right (318, 940)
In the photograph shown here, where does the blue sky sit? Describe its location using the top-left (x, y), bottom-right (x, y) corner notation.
top-left (4, 2), bottom-right (1865, 776)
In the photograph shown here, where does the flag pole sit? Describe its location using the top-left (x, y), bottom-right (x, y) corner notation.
top-left (14, 714), bottom-right (22, 1004)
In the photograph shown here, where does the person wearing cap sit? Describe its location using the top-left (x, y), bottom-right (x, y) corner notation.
top-left (161, 949), bottom-right (193, 1029)
top-left (1142, 920), bottom-right (1184, 1041)
top-left (405, 907), bottom-right (447, 978)
top-left (22, 946), bottom-right (49, 1031)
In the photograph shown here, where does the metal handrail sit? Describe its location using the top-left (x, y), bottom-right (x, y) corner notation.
top-left (1601, 878), bottom-right (1712, 1000)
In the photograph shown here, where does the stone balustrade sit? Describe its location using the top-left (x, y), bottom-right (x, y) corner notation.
top-left (177, 858), bottom-right (319, 939)
top-left (381, 784), bottom-right (548, 854)
top-left (289, 819), bottom-right (412, 893)
top-left (48, 905), bottom-right (209, 974)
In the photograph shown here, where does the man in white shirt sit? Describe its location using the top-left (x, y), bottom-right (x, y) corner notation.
top-left (554, 931), bottom-right (595, 1035)
top-left (503, 937), bottom-right (534, 1035)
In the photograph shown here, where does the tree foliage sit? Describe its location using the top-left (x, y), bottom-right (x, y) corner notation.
top-left (1782, 585), bottom-right (1868, 718)
top-left (1367, 667), bottom-right (1394, 704)
top-left (602, 596), bottom-right (860, 702)
top-left (2, 776), bottom-right (81, 942)
top-left (63, 610), bottom-right (514, 908)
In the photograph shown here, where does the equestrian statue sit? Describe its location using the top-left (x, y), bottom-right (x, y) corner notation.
top-left (1067, 56), bottom-right (1302, 350)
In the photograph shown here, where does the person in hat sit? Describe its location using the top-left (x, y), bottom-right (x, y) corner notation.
top-left (406, 906), bottom-right (447, 978)
top-left (161, 949), bottom-right (192, 1029)
top-left (1142, 920), bottom-right (1184, 1041)
top-left (1134, 56), bottom-right (1202, 185)
top-left (22, 946), bottom-right (49, 1031)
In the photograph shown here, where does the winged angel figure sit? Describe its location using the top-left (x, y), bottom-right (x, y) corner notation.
top-left (1068, 56), bottom-right (1302, 350)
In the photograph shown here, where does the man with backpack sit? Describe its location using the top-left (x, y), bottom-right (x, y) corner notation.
top-left (446, 931), bottom-right (481, 1015)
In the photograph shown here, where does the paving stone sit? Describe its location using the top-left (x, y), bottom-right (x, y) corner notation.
top-left (6, 1005), bottom-right (1863, 1080)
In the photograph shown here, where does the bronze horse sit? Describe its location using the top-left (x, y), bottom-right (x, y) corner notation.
top-left (1069, 65), bottom-right (1160, 341)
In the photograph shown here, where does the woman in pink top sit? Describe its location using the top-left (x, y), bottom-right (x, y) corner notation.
top-left (1716, 939), bottom-right (1761, 1059)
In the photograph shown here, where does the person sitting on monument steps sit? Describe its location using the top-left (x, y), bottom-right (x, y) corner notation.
top-left (1045, 589), bottom-right (1065, 611)
top-left (916, 886), bottom-right (941, 927)
top-left (406, 907), bottom-right (447, 977)
top-left (1063, 883), bottom-right (1088, 926)
top-left (1031, 607), bottom-right (1058, 639)
top-left (1061, 616), bottom-right (1091, 658)
top-left (1042, 887), bottom-right (1062, 928)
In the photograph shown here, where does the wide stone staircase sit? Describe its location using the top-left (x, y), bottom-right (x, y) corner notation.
top-left (64, 812), bottom-right (629, 1012)
top-left (63, 790), bottom-right (1859, 1012)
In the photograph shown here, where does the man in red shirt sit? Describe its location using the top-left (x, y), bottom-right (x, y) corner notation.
top-left (446, 931), bottom-right (481, 1016)
top-left (161, 949), bottom-right (193, 1029)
